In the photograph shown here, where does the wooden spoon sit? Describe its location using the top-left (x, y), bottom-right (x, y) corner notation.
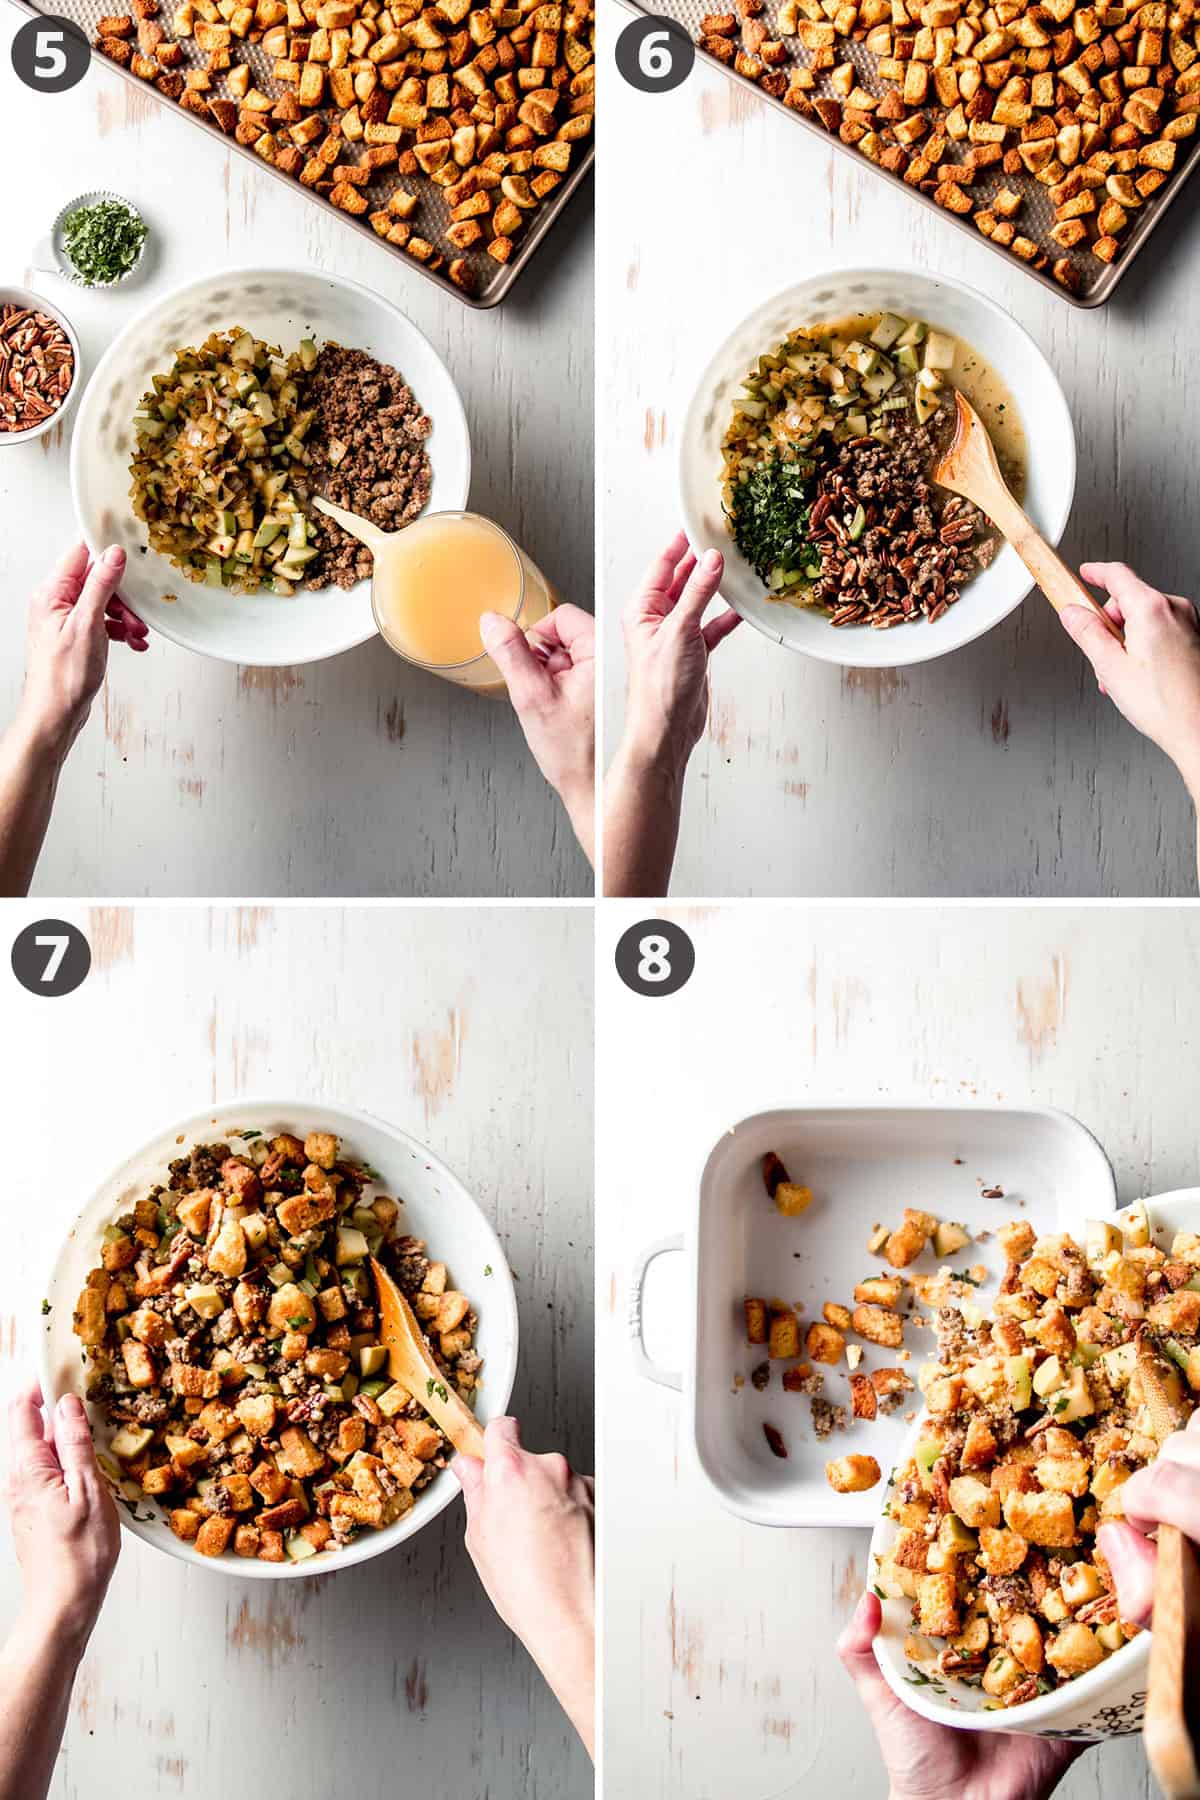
top-left (1135, 1330), bottom-right (1200, 1797)
top-left (370, 1256), bottom-right (486, 1460)
top-left (932, 391), bottom-right (1123, 643)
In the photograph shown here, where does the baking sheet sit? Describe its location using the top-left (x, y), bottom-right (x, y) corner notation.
top-left (623, 0), bottom-right (1200, 308)
top-left (13, 0), bottom-right (592, 309)
top-left (689, 1105), bottom-right (1116, 1527)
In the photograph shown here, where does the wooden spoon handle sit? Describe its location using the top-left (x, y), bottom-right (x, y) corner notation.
top-left (431, 1385), bottom-right (487, 1461)
top-left (990, 494), bottom-right (1124, 643)
top-left (1146, 1522), bottom-right (1200, 1798)
top-left (394, 1353), bottom-right (489, 1461)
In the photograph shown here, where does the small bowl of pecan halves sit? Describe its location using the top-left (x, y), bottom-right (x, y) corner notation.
top-left (0, 288), bottom-right (81, 445)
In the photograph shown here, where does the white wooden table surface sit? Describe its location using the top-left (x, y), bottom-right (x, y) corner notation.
top-left (597, 899), bottom-right (1200, 1799)
top-left (0, 901), bottom-right (594, 1800)
top-left (600, 3), bottom-right (1200, 898)
top-left (0, 13), bottom-right (593, 899)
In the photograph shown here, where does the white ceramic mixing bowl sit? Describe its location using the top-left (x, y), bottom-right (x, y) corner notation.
top-left (70, 266), bottom-right (471, 666)
top-left (679, 266), bottom-right (1076, 669)
top-left (40, 1098), bottom-right (517, 1579)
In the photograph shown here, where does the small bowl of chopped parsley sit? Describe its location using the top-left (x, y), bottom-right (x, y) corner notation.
top-left (52, 193), bottom-right (148, 290)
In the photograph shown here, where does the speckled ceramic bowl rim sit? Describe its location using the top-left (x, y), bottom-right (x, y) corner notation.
top-left (869, 1187), bottom-right (1200, 1732)
top-left (678, 263), bottom-right (1078, 670)
top-left (38, 1095), bottom-right (518, 1579)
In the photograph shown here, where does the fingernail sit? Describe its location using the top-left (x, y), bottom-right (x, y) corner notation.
top-left (478, 611), bottom-right (505, 646)
top-left (702, 549), bottom-right (723, 572)
top-left (103, 545), bottom-right (126, 571)
top-left (57, 1393), bottom-right (82, 1416)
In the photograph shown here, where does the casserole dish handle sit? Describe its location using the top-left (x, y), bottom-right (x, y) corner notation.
top-left (629, 1235), bottom-right (684, 1392)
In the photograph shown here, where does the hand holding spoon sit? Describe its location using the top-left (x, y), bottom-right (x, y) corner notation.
top-left (933, 390), bottom-right (1123, 643)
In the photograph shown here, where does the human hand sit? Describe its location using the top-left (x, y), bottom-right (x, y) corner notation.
top-left (1059, 564), bottom-right (1200, 794)
top-left (455, 1418), bottom-right (595, 1755)
top-left (838, 1592), bottom-right (1080, 1800)
top-left (6, 1384), bottom-right (119, 1646)
top-left (18, 544), bottom-right (148, 758)
top-left (1098, 1408), bottom-right (1200, 1627)
top-left (480, 604), bottom-right (595, 865)
top-left (621, 530), bottom-right (741, 778)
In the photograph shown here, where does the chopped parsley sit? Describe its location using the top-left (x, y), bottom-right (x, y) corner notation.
top-left (40, 1299), bottom-right (51, 1315)
top-left (726, 455), bottom-right (819, 589)
top-left (61, 199), bottom-right (147, 287)
top-left (484, 1264), bottom-right (493, 1277)
top-left (426, 1378), bottom-right (449, 1404)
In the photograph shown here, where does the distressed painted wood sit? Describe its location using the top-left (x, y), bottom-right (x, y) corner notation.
top-left (0, 22), bottom-right (593, 898)
top-left (1, 903), bottom-right (594, 1800)
top-left (598, 899), bottom-right (1200, 1797)
top-left (600, 14), bottom-right (1200, 897)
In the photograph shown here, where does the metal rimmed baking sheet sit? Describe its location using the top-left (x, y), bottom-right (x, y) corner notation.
top-left (621, 0), bottom-right (1200, 308)
top-left (12, 0), bottom-right (592, 309)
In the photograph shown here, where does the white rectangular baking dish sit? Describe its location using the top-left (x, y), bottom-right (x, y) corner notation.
top-left (630, 1104), bottom-right (1116, 1529)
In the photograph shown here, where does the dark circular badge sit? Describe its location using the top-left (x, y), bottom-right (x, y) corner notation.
top-left (615, 919), bottom-right (696, 998)
top-left (11, 16), bottom-right (90, 94)
top-left (11, 920), bottom-right (92, 997)
top-left (615, 16), bottom-right (694, 94)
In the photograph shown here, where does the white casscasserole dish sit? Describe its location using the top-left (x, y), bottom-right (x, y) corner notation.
top-left (630, 1104), bottom-right (1115, 1529)
top-left (39, 1097), bottom-right (517, 1580)
top-left (869, 1185), bottom-right (1200, 1742)
top-left (70, 266), bottom-right (471, 667)
top-left (679, 268), bottom-right (1076, 669)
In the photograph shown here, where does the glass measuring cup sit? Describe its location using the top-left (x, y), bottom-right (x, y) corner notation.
top-left (314, 500), bottom-right (557, 696)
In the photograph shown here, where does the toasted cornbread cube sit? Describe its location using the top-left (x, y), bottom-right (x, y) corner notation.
top-left (855, 1276), bottom-right (903, 1307)
top-left (852, 1304), bottom-right (905, 1349)
top-left (1003, 1489), bottom-right (1077, 1547)
top-left (997, 1220), bottom-right (1036, 1261)
top-left (769, 1310), bottom-right (802, 1360)
top-left (196, 1515), bottom-right (235, 1557)
top-left (73, 1288), bottom-right (107, 1345)
top-left (304, 1132), bottom-right (338, 1170)
top-left (745, 1297), bottom-right (768, 1344)
top-left (826, 1454), bottom-right (881, 1494)
top-left (1046, 1621), bottom-right (1105, 1677)
top-left (235, 1393), bottom-right (277, 1438)
top-left (805, 1321), bottom-right (845, 1365)
top-left (121, 1339), bottom-right (157, 1389)
top-left (885, 1210), bottom-right (937, 1268)
top-left (775, 1183), bottom-right (814, 1217)
top-left (917, 1571), bottom-right (960, 1635)
top-left (979, 1526), bottom-right (1029, 1575)
top-left (849, 1373), bottom-right (877, 1419)
top-left (277, 1427), bottom-right (325, 1479)
top-left (396, 1418), bottom-right (442, 1461)
top-left (948, 1474), bottom-right (1001, 1529)
top-left (1036, 1450), bottom-right (1091, 1497)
